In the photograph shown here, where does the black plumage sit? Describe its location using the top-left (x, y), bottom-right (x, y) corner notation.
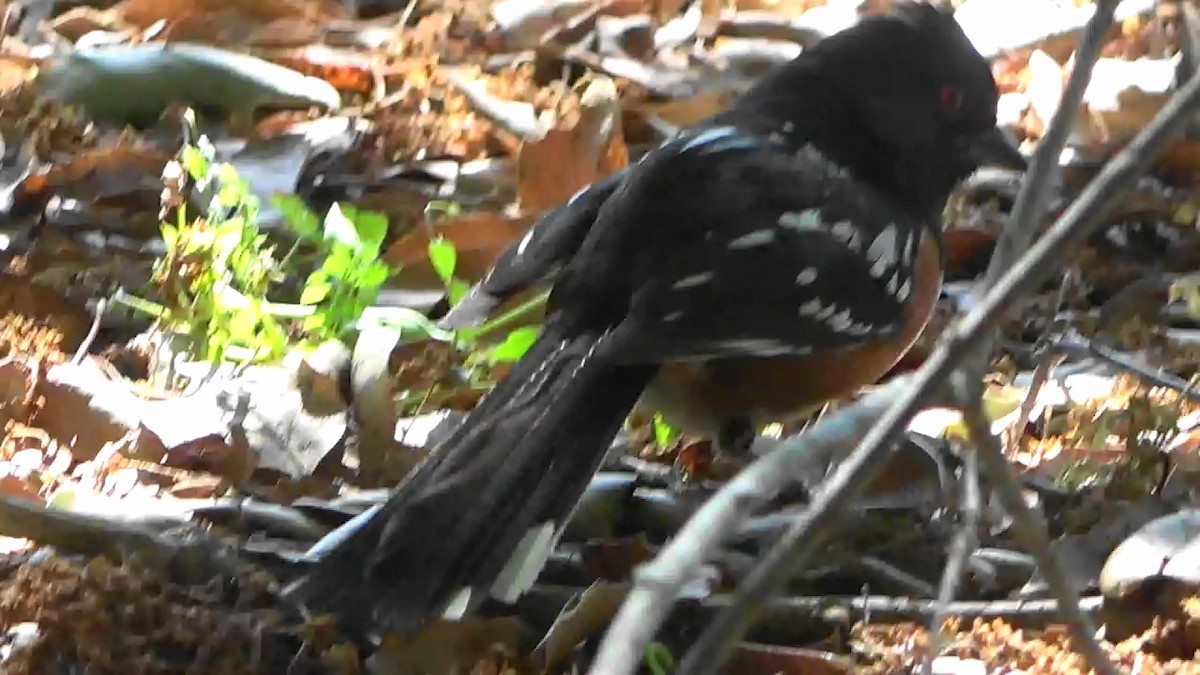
top-left (286, 1), bottom-right (1025, 636)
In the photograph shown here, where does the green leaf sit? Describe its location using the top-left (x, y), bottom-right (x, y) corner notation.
top-left (487, 326), bottom-right (540, 363)
top-left (214, 218), bottom-right (246, 249)
top-left (357, 261), bottom-right (391, 290)
top-left (228, 308), bottom-right (259, 341)
top-left (180, 146), bottom-right (210, 181)
top-left (323, 203), bottom-right (362, 250)
top-left (426, 200), bottom-right (462, 218)
top-left (644, 643), bottom-right (675, 675)
top-left (216, 163), bottom-right (242, 187)
top-left (361, 306), bottom-right (455, 342)
top-left (304, 313), bottom-right (328, 332)
top-left (428, 237), bottom-right (457, 286)
top-left (652, 414), bottom-right (679, 447)
top-left (354, 210), bottom-right (389, 258)
top-left (448, 278), bottom-right (470, 305)
top-left (323, 245), bottom-right (353, 277)
top-left (300, 280), bottom-right (332, 305)
top-left (161, 223), bottom-right (178, 250)
top-left (272, 194), bottom-right (320, 239)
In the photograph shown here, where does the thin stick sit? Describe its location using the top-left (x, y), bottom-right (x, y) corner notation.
top-left (958, 383), bottom-right (1115, 672)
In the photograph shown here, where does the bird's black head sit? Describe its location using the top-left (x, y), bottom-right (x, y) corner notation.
top-left (818, 2), bottom-right (1025, 213)
top-left (732, 1), bottom-right (1025, 218)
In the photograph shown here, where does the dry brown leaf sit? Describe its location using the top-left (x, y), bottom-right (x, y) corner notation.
top-left (248, 17), bottom-right (324, 48)
top-left (652, 0), bottom-right (693, 24)
top-left (638, 88), bottom-right (737, 127)
top-left (732, 0), bottom-right (828, 17)
top-left (154, 11), bottom-right (261, 45)
top-left (0, 474), bottom-right (41, 502)
top-left (517, 76), bottom-right (627, 212)
top-left (117, 0), bottom-right (345, 29)
top-left (384, 212), bottom-right (537, 289)
top-left (49, 7), bottom-right (134, 43)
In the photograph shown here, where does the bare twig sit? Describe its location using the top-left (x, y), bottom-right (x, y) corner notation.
top-left (983, 1), bottom-right (1117, 291)
top-left (949, 4), bottom-right (1118, 668)
top-left (1005, 273), bottom-right (1075, 453)
top-left (698, 592), bottom-right (1105, 626)
top-left (924, 409), bottom-right (980, 674)
top-left (1052, 331), bottom-right (1200, 402)
top-left (957, 383), bottom-right (1116, 673)
top-left (642, 40), bottom-right (1200, 675)
top-left (72, 297), bottom-right (105, 365)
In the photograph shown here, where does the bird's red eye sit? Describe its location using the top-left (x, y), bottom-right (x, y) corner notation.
top-left (940, 85), bottom-right (963, 114)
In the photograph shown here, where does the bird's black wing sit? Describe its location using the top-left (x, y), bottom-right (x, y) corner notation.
top-left (550, 124), bottom-right (932, 363)
top-left (439, 169), bottom-right (627, 328)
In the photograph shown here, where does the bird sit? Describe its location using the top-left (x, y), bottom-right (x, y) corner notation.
top-left (286, 1), bottom-right (1029, 637)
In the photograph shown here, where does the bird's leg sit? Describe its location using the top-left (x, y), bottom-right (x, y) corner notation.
top-left (717, 415), bottom-right (757, 458)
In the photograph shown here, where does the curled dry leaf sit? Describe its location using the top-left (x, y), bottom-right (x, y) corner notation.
top-left (48, 8), bottom-right (136, 44)
top-left (517, 76), bottom-right (627, 213)
top-left (384, 212), bottom-right (537, 290)
top-left (490, 0), bottom-right (596, 50)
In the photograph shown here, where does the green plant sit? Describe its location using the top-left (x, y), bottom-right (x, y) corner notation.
top-left (123, 134), bottom-right (554, 378)
top-left (421, 230), bottom-right (543, 366)
top-left (149, 141), bottom-right (289, 362)
top-left (273, 197), bottom-right (391, 338)
top-left (644, 642), bottom-right (676, 675)
top-left (122, 135), bottom-right (402, 363)
top-left (652, 413), bottom-right (681, 448)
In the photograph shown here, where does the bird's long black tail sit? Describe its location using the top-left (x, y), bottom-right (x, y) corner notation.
top-left (287, 328), bottom-right (657, 634)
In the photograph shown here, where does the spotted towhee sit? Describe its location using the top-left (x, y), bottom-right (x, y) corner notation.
top-left (288, 2), bottom-right (1028, 635)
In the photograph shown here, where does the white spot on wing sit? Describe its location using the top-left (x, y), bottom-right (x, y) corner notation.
top-left (443, 587), bottom-right (473, 620)
top-left (796, 267), bottom-right (818, 285)
top-left (887, 272), bottom-right (899, 295)
top-left (830, 221), bottom-right (860, 250)
top-left (729, 230), bottom-right (776, 249)
top-left (720, 338), bottom-right (791, 355)
top-left (516, 230), bottom-right (536, 256)
top-left (867, 226), bottom-right (898, 269)
top-left (681, 126), bottom-right (738, 151)
top-left (672, 272), bottom-right (715, 289)
top-left (664, 311), bottom-right (684, 322)
top-left (797, 143), bottom-right (850, 178)
top-left (870, 257), bottom-right (889, 279)
top-left (799, 298), bottom-right (822, 316)
top-left (490, 522), bottom-right (558, 603)
top-left (828, 308), bottom-right (853, 332)
top-left (815, 303), bottom-right (836, 320)
top-left (897, 278), bottom-right (912, 302)
top-left (778, 209), bottom-right (823, 232)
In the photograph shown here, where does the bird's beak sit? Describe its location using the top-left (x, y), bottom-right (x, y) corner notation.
top-left (967, 126), bottom-right (1027, 171)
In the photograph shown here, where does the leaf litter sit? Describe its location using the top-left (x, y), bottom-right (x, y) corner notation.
top-left (0, 0), bottom-right (1196, 673)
